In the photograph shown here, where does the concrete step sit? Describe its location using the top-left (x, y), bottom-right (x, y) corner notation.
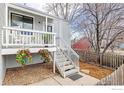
top-left (64, 68), bottom-right (78, 77)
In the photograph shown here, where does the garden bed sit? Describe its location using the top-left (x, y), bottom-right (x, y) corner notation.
top-left (80, 60), bottom-right (113, 80)
top-left (3, 63), bottom-right (58, 85)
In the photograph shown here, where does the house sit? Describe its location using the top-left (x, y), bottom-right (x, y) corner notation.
top-left (0, 3), bottom-right (79, 85)
top-left (72, 37), bottom-right (91, 52)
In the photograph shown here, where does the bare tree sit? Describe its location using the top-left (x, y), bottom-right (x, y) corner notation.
top-left (45, 3), bottom-right (83, 22)
top-left (46, 3), bottom-right (124, 64)
top-left (78, 3), bottom-right (124, 64)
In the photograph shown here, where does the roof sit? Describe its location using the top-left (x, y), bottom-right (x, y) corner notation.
top-left (9, 3), bottom-right (66, 21)
top-left (72, 37), bottom-right (91, 51)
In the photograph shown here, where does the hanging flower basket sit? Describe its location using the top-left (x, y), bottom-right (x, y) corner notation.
top-left (16, 49), bottom-right (32, 66)
top-left (38, 49), bottom-right (51, 63)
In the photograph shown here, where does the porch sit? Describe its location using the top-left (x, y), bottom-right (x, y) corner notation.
top-left (0, 26), bottom-right (57, 85)
top-left (2, 3), bottom-right (57, 55)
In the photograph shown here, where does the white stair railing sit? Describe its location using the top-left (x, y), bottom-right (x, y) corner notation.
top-left (57, 37), bottom-right (80, 72)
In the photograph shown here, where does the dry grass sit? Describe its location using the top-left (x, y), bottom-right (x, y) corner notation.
top-left (80, 60), bottom-right (113, 80)
top-left (3, 63), bottom-right (58, 85)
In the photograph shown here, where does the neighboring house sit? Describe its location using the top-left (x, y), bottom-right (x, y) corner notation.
top-left (0, 3), bottom-right (79, 85)
top-left (72, 37), bottom-right (91, 51)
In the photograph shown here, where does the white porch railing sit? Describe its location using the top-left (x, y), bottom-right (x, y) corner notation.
top-left (2, 27), bottom-right (56, 48)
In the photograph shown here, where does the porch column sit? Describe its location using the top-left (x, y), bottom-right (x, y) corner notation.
top-left (0, 55), bottom-right (2, 85)
top-left (45, 17), bottom-right (48, 32)
top-left (0, 55), bottom-right (6, 85)
top-left (53, 51), bottom-right (56, 73)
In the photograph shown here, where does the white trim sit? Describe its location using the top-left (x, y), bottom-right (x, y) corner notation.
top-left (5, 4), bottom-right (8, 26)
top-left (1, 47), bottom-right (56, 55)
top-left (7, 3), bottom-right (55, 20)
top-left (8, 9), bottom-right (35, 30)
top-left (2, 26), bottom-right (56, 34)
top-left (46, 17), bottom-right (48, 32)
top-left (53, 51), bottom-right (56, 73)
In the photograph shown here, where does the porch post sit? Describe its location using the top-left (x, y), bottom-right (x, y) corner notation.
top-left (53, 51), bottom-right (56, 73)
top-left (0, 55), bottom-right (2, 85)
top-left (45, 17), bottom-right (48, 32)
top-left (0, 55), bottom-right (6, 85)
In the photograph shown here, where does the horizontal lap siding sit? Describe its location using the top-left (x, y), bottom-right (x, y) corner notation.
top-left (0, 4), bottom-right (6, 85)
top-left (5, 54), bottom-right (43, 68)
top-left (0, 4), bottom-right (6, 48)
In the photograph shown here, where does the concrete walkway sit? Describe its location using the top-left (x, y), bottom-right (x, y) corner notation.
top-left (30, 72), bottom-right (100, 86)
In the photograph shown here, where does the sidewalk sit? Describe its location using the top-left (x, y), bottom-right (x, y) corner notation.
top-left (30, 72), bottom-right (99, 86)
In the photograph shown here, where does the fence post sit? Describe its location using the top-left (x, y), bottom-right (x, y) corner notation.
top-left (100, 53), bottom-right (102, 66)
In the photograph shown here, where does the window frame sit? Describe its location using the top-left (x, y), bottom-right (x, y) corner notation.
top-left (47, 25), bottom-right (52, 32)
top-left (9, 10), bottom-right (35, 30)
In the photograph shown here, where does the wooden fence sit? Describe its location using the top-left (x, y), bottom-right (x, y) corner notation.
top-left (97, 64), bottom-right (124, 85)
top-left (75, 49), bottom-right (124, 85)
top-left (75, 49), bottom-right (124, 70)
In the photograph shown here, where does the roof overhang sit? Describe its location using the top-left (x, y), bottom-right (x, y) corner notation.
top-left (6, 3), bottom-right (63, 20)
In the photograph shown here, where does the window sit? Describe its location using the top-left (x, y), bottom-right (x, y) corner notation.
top-left (11, 13), bottom-right (33, 29)
top-left (47, 25), bottom-right (52, 32)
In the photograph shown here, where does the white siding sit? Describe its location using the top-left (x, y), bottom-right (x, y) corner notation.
top-left (53, 19), bottom-right (60, 46)
top-left (53, 19), bottom-right (71, 47)
top-left (0, 3), bottom-right (6, 85)
top-left (59, 21), bottom-right (71, 48)
top-left (5, 54), bottom-right (44, 68)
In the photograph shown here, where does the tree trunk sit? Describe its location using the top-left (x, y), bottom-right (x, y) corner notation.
top-left (96, 52), bottom-right (100, 64)
top-left (100, 53), bottom-right (104, 66)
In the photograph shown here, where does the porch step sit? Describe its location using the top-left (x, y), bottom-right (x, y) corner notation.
top-left (55, 47), bottom-right (79, 78)
top-left (56, 50), bottom-right (63, 53)
top-left (64, 68), bottom-right (78, 77)
top-left (56, 52), bottom-right (62, 55)
top-left (57, 61), bottom-right (72, 67)
top-left (61, 64), bottom-right (75, 71)
top-left (56, 57), bottom-right (67, 61)
top-left (56, 54), bottom-right (65, 58)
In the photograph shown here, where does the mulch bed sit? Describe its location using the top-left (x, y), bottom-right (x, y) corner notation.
top-left (3, 63), bottom-right (58, 85)
top-left (80, 60), bottom-right (113, 80)
top-left (3, 60), bottom-right (113, 85)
